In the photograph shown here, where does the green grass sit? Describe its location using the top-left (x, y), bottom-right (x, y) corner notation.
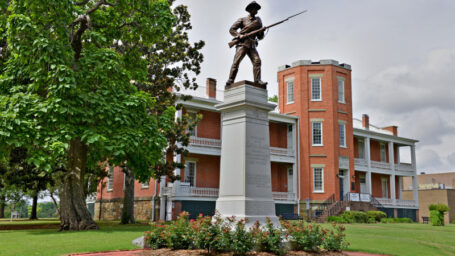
top-left (0, 218), bottom-right (60, 226)
top-left (339, 223), bottom-right (455, 256)
top-left (0, 221), bottom-right (150, 256)
top-left (1, 221), bottom-right (455, 256)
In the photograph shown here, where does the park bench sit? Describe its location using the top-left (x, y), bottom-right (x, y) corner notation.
top-left (422, 216), bottom-right (429, 224)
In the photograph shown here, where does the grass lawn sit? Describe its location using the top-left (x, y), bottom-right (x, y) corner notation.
top-left (0, 221), bottom-right (150, 256)
top-left (1, 220), bottom-right (455, 256)
top-left (340, 223), bottom-right (455, 256)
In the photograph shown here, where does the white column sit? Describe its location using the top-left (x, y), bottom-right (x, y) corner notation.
top-left (292, 163), bottom-right (297, 200)
top-left (411, 145), bottom-right (418, 206)
top-left (159, 176), bottom-right (166, 220)
top-left (389, 142), bottom-right (396, 203)
top-left (365, 137), bottom-right (372, 194)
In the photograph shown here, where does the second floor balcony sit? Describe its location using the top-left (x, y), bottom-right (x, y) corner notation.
top-left (354, 158), bottom-right (415, 176)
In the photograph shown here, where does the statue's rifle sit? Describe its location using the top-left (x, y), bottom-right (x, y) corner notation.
top-left (228, 10), bottom-right (307, 48)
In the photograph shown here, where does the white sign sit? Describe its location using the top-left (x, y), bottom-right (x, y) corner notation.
top-left (360, 194), bottom-right (370, 202)
top-left (350, 193), bottom-right (360, 201)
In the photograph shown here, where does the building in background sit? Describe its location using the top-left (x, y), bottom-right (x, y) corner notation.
top-left (403, 172), bottom-right (455, 223)
top-left (94, 60), bottom-right (420, 221)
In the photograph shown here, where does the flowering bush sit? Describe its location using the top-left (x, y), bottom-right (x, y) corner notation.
top-left (192, 213), bottom-right (228, 253)
top-left (165, 211), bottom-right (194, 249)
top-left (321, 224), bottom-right (349, 252)
top-left (144, 222), bottom-right (167, 249)
top-left (283, 221), bottom-right (324, 252)
top-left (228, 217), bottom-right (254, 255)
top-left (252, 217), bottom-right (286, 255)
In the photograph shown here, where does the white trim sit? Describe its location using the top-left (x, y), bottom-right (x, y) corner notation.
top-left (141, 180), bottom-right (150, 189)
top-left (313, 167), bottom-right (324, 193)
top-left (285, 76), bottom-right (295, 82)
top-left (312, 121), bottom-right (323, 146)
top-left (310, 77), bottom-right (322, 101)
top-left (309, 74), bottom-right (323, 78)
top-left (337, 78), bottom-right (345, 104)
top-left (184, 161), bottom-right (197, 187)
top-left (311, 164), bottom-right (326, 168)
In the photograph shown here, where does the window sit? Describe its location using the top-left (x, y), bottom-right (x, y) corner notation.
top-left (107, 165), bottom-right (114, 191)
top-left (381, 178), bottom-right (388, 198)
top-left (184, 162), bottom-right (196, 187)
top-left (380, 143), bottom-right (387, 162)
top-left (286, 80), bottom-right (294, 103)
top-left (338, 78), bottom-right (345, 103)
top-left (358, 139), bottom-right (364, 159)
top-left (311, 77), bottom-right (321, 101)
top-left (141, 180), bottom-right (150, 189)
top-left (186, 112), bottom-right (197, 137)
top-left (313, 168), bottom-right (324, 192)
top-left (312, 122), bottom-right (323, 146)
top-left (339, 124), bottom-right (346, 147)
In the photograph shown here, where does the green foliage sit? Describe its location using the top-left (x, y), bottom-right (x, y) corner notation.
top-left (366, 211), bottom-right (387, 222)
top-left (252, 217), bottom-right (286, 255)
top-left (326, 215), bottom-right (349, 223)
top-left (268, 95), bottom-right (278, 103)
top-left (228, 217), bottom-right (254, 255)
top-left (380, 217), bottom-right (413, 223)
top-left (36, 202), bottom-right (58, 218)
top-left (192, 214), bottom-right (227, 253)
top-left (322, 224), bottom-right (350, 252)
top-left (144, 223), bottom-right (167, 250)
top-left (283, 221), bottom-right (323, 252)
top-left (430, 210), bottom-right (443, 226)
top-left (429, 204), bottom-right (449, 226)
top-left (165, 211), bottom-right (194, 250)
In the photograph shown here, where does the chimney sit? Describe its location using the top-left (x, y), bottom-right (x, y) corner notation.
top-left (362, 114), bottom-right (369, 129)
top-left (206, 78), bottom-right (217, 99)
top-left (383, 126), bottom-right (398, 136)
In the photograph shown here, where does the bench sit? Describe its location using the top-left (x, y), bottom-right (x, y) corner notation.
top-left (422, 216), bottom-right (429, 224)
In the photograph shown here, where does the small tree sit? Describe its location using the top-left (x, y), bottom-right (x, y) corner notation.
top-left (429, 204), bottom-right (449, 226)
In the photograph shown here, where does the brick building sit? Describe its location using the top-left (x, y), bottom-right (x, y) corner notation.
top-left (94, 59), bottom-right (420, 221)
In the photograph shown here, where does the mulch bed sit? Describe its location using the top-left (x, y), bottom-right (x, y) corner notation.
top-left (70, 249), bottom-right (387, 256)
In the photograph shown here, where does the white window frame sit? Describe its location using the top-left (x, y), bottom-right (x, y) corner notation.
top-left (184, 161), bottom-right (196, 187)
top-left (313, 167), bottom-right (324, 193)
top-left (107, 165), bottom-right (114, 192)
top-left (380, 143), bottom-right (387, 162)
top-left (286, 80), bottom-right (294, 104)
top-left (311, 77), bottom-right (322, 101)
top-left (339, 123), bottom-right (346, 148)
top-left (337, 77), bottom-right (345, 103)
top-left (312, 121), bottom-right (323, 146)
top-left (381, 177), bottom-right (388, 198)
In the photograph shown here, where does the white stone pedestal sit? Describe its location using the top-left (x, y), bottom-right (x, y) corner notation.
top-left (215, 81), bottom-right (280, 228)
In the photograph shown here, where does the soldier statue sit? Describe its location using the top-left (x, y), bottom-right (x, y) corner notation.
top-left (226, 1), bottom-right (267, 88)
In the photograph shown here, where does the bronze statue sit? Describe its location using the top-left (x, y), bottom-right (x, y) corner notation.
top-left (226, 2), bottom-right (306, 89)
top-left (226, 1), bottom-right (266, 88)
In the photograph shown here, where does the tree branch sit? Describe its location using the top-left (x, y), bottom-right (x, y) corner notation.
top-left (74, 0), bottom-right (90, 6)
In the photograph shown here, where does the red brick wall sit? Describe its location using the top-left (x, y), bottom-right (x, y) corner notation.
top-left (181, 154), bottom-right (220, 188)
top-left (371, 173), bottom-right (390, 198)
top-left (277, 63), bottom-right (354, 202)
top-left (197, 110), bottom-right (221, 139)
top-left (271, 162), bottom-right (290, 192)
top-left (269, 122), bottom-right (288, 148)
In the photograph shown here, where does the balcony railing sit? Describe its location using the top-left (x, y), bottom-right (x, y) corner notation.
top-left (270, 147), bottom-right (293, 157)
top-left (354, 158), bottom-right (367, 167)
top-left (375, 198), bottom-right (417, 208)
top-left (371, 160), bottom-right (391, 170)
top-left (272, 191), bottom-right (296, 201)
top-left (395, 163), bottom-right (414, 172)
top-left (189, 136), bottom-right (221, 148)
top-left (355, 158), bottom-right (415, 174)
top-left (163, 185), bottom-right (296, 202)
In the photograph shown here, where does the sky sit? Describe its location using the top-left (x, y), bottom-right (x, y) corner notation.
top-left (176, 0), bottom-right (455, 174)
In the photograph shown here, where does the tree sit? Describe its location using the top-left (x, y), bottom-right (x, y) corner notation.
top-left (116, 1), bottom-right (204, 223)
top-left (0, 0), bottom-right (175, 230)
top-left (268, 95), bottom-right (278, 103)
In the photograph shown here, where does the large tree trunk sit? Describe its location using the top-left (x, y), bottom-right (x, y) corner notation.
top-left (121, 167), bottom-right (135, 224)
top-left (59, 138), bottom-right (98, 230)
top-left (0, 192), bottom-right (5, 218)
top-left (30, 192), bottom-right (38, 220)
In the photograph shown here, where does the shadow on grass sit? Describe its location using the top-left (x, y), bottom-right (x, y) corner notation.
top-left (23, 223), bottom-right (151, 235)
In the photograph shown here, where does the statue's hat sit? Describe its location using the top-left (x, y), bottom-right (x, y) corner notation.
top-left (245, 1), bottom-right (261, 12)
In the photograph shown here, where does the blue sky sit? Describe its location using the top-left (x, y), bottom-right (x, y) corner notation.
top-left (178, 0), bottom-right (455, 173)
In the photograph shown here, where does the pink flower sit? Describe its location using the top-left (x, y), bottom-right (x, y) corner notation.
top-left (199, 213), bottom-right (203, 217)
top-left (266, 232), bottom-right (269, 235)
top-left (309, 225), bottom-right (312, 229)
top-left (146, 231), bottom-right (151, 234)
top-left (190, 219), bottom-right (195, 222)
top-left (321, 238), bottom-right (325, 241)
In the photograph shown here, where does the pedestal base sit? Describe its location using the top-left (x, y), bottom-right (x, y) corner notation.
top-left (215, 81), bottom-right (280, 228)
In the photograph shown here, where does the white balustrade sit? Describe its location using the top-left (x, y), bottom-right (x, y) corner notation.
top-left (189, 136), bottom-right (221, 148)
top-left (395, 163), bottom-right (414, 172)
top-left (371, 160), bottom-right (391, 170)
top-left (272, 192), bottom-right (296, 201)
top-left (354, 158), bottom-right (367, 167)
top-left (270, 147), bottom-right (292, 156)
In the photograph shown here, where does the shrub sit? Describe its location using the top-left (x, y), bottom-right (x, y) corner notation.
top-left (322, 224), bottom-right (350, 252)
top-left (252, 218), bottom-right (286, 255)
top-left (380, 217), bottom-right (413, 223)
top-left (366, 211), bottom-right (387, 222)
top-left (165, 211), bottom-right (194, 250)
top-left (283, 221), bottom-right (324, 252)
top-left (192, 214), bottom-right (227, 253)
top-left (144, 223), bottom-right (167, 249)
top-left (340, 211), bottom-right (367, 223)
top-left (430, 210), bottom-right (443, 226)
top-left (229, 218), bottom-right (254, 255)
top-left (429, 204), bottom-right (449, 226)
